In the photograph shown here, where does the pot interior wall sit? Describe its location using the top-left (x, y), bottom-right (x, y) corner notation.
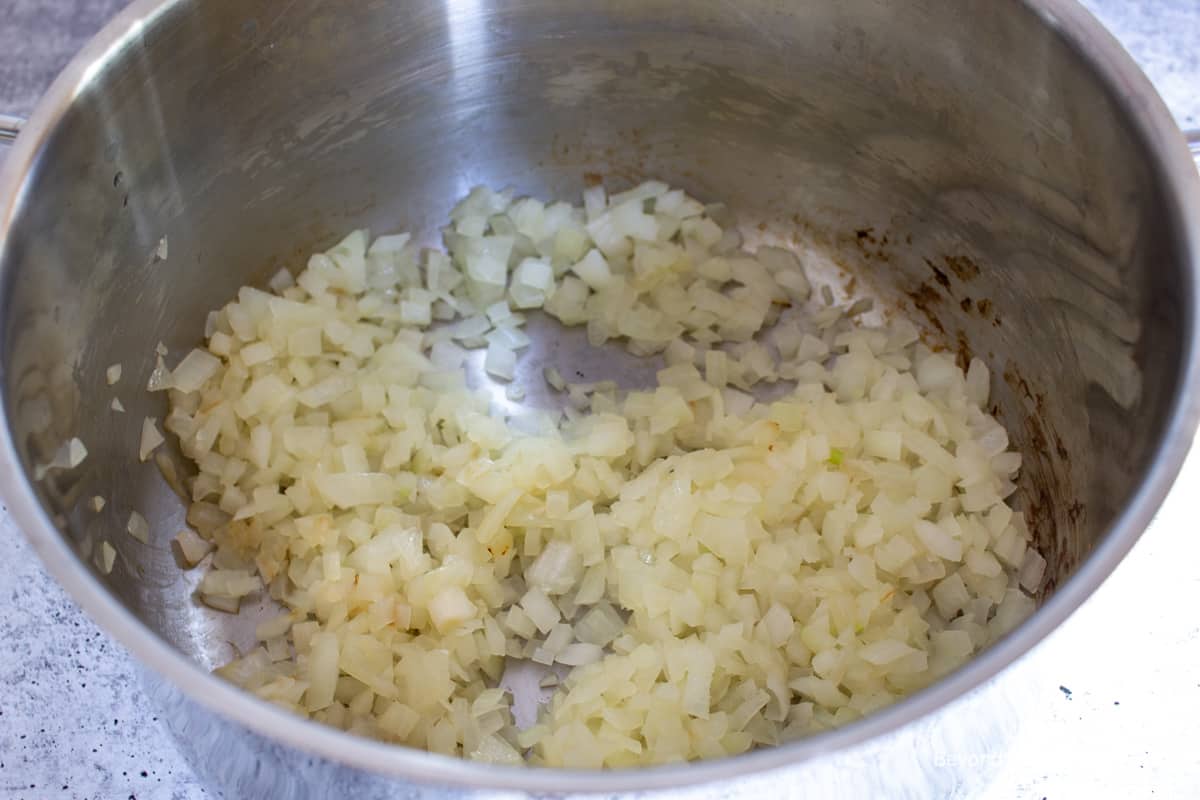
top-left (0, 0), bottom-right (1188, 673)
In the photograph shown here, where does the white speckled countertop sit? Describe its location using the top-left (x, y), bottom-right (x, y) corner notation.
top-left (2, 2), bottom-right (1199, 798)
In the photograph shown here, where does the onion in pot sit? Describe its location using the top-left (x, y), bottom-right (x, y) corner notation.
top-left (161, 180), bottom-right (1039, 767)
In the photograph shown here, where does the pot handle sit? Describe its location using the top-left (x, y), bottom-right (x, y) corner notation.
top-left (0, 114), bottom-right (23, 145)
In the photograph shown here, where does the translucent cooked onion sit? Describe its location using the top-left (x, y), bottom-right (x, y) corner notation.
top-left (174, 528), bottom-right (212, 566)
top-left (139, 417), bottom-right (165, 462)
top-left (126, 511), bottom-right (150, 544)
top-left (96, 541), bottom-right (116, 575)
top-left (163, 180), bottom-right (1039, 767)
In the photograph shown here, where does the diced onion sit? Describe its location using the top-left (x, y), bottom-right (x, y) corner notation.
top-left (174, 528), bottom-right (212, 566)
top-left (96, 541), bottom-right (116, 575)
top-left (126, 511), bottom-right (150, 544)
top-left (484, 341), bottom-right (516, 381)
top-left (1019, 549), bottom-right (1047, 592)
top-left (140, 417), bottom-right (165, 462)
top-left (172, 349), bottom-right (223, 394)
top-left (163, 180), bottom-right (1039, 769)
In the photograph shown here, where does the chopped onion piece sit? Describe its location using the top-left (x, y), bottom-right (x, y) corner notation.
top-left (268, 268), bottom-right (294, 292)
top-left (544, 366), bottom-right (566, 391)
top-left (126, 511), bottom-right (150, 544)
top-left (526, 540), bottom-right (582, 595)
top-left (146, 355), bottom-right (173, 392)
top-left (174, 529), bottom-right (212, 566)
top-left (199, 569), bottom-right (259, 599)
top-left (140, 417), bottom-right (165, 462)
top-left (570, 249), bottom-right (612, 289)
top-left (172, 349), bottom-right (222, 394)
top-left (96, 541), bottom-right (116, 575)
top-left (510, 257), bottom-right (555, 309)
top-left (484, 342), bottom-right (516, 381)
top-left (1019, 549), bottom-right (1047, 592)
top-left (429, 586), bottom-right (477, 633)
top-left (520, 588), bottom-right (560, 634)
top-left (66, 438), bottom-right (87, 468)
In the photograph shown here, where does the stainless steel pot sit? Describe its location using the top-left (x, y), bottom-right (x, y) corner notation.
top-left (2, 0), bottom-right (1199, 797)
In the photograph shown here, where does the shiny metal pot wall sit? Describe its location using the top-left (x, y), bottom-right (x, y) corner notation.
top-left (1, 0), bottom-right (1199, 796)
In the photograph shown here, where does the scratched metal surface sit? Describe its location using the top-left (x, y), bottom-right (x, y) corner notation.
top-left (0, 1), bottom-right (1198, 798)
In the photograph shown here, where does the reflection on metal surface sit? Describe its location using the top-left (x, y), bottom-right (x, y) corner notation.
top-left (0, 114), bottom-right (23, 143)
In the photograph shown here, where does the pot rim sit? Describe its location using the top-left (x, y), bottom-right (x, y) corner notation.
top-left (2, 0), bottom-right (1198, 792)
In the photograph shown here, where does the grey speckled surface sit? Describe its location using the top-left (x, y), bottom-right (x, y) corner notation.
top-left (2, 1), bottom-right (1200, 799)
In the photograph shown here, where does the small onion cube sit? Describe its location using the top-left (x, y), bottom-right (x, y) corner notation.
top-left (520, 587), bottom-right (560, 634)
top-left (174, 529), bottom-right (212, 566)
top-left (171, 349), bottom-right (222, 394)
top-left (487, 325), bottom-right (530, 352)
top-left (66, 438), bottom-right (88, 468)
top-left (140, 417), bottom-right (165, 462)
top-left (126, 511), bottom-right (150, 544)
top-left (484, 341), bottom-right (516, 381)
top-left (570, 249), bottom-right (612, 289)
top-left (510, 257), bottom-right (556, 309)
top-left (97, 541), bottom-right (116, 575)
top-left (428, 586), bottom-right (477, 633)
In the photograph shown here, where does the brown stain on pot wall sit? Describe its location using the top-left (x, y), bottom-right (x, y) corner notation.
top-left (1067, 500), bottom-right (1084, 526)
top-left (955, 331), bottom-right (972, 371)
top-left (913, 252), bottom-right (1004, 329)
top-left (1002, 360), bottom-right (1076, 597)
top-left (975, 297), bottom-right (1001, 327)
top-left (944, 254), bottom-right (981, 280)
top-left (1003, 364), bottom-right (1037, 404)
top-left (849, 227), bottom-right (895, 263)
top-left (926, 259), bottom-right (951, 290)
top-left (907, 283), bottom-right (946, 334)
top-left (842, 228), bottom-right (1007, 344)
